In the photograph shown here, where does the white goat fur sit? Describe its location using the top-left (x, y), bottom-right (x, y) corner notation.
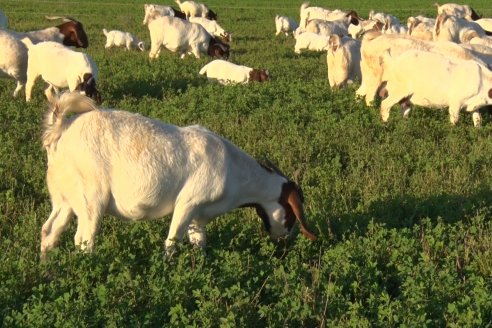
top-left (435, 2), bottom-right (478, 21)
top-left (24, 41), bottom-right (98, 101)
top-left (433, 13), bottom-right (485, 43)
top-left (40, 92), bottom-right (315, 258)
top-left (294, 32), bottom-right (330, 53)
top-left (175, 0), bottom-right (209, 19)
top-left (356, 32), bottom-right (488, 106)
top-left (189, 17), bottom-right (230, 41)
top-left (143, 4), bottom-right (175, 25)
top-left (275, 15), bottom-right (299, 37)
top-left (299, 2), bottom-right (347, 28)
top-left (199, 59), bottom-right (267, 84)
top-left (305, 18), bottom-right (350, 37)
top-left (380, 49), bottom-right (492, 126)
top-left (148, 16), bottom-right (213, 59)
top-left (0, 30), bottom-right (28, 97)
top-left (103, 29), bottom-right (145, 51)
top-left (327, 35), bottom-right (361, 88)
top-left (407, 16), bottom-right (436, 41)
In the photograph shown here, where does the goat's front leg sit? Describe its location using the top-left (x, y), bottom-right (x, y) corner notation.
top-left (165, 204), bottom-right (198, 255)
top-left (187, 219), bottom-right (207, 248)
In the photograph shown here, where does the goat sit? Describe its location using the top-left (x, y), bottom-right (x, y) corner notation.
top-left (299, 2), bottom-right (357, 29)
top-left (102, 29), bottom-right (145, 51)
top-left (356, 32), bottom-right (488, 106)
top-left (175, 0), bottom-right (217, 20)
top-left (379, 49), bottom-right (492, 126)
top-left (9, 16), bottom-right (88, 48)
top-left (40, 92), bottom-right (317, 259)
top-left (327, 34), bottom-right (361, 88)
top-left (142, 4), bottom-right (175, 25)
top-left (433, 13), bottom-right (486, 43)
top-left (294, 31), bottom-right (331, 53)
top-left (199, 59), bottom-right (269, 84)
top-left (407, 16), bottom-right (436, 41)
top-left (148, 16), bottom-right (229, 59)
top-left (275, 15), bottom-right (299, 37)
top-left (24, 40), bottom-right (100, 103)
top-left (189, 17), bottom-right (231, 43)
top-left (0, 30), bottom-right (28, 97)
top-left (434, 2), bottom-right (480, 21)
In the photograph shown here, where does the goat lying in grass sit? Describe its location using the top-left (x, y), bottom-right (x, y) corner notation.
top-left (40, 92), bottom-right (316, 259)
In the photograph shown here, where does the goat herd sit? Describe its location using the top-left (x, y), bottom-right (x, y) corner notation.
top-left (0, 1), bottom-right (491, 258)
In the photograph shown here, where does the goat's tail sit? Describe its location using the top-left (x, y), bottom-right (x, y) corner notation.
top-left (102, 28), bottom-right (109, 36)
top-left (43, 92), bottom-right (98, 148)
top-left (300, 2), bottom-right (310, 11)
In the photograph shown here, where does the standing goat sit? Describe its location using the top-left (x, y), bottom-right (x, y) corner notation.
top-left (24, 40), bottom-right (100, 103)
top-left (0, 30), bottom-right (28, 97)
top-left (40, 92), bottom-right (316, 259)
top-left (175, 0), bottom-right (217, 20)
top-left (102, 29), bottom-right (145, 51)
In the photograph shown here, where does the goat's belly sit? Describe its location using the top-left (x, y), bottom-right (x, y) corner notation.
top-left (43, 74), bottom-right (68, 88)
top-left (107, 195), bottom-right (175, 221)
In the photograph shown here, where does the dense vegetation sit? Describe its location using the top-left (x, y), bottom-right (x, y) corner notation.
top-left (1, 0), bottom-right (492, 326)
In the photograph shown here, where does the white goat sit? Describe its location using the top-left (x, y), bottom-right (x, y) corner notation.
top-left (326, 35), bottom-right (361, 88)
top-left (435, 2), bottom-right (481, 21)
top-left (407, 16), bottom-right (435, 41)
top-left (24, 40), bottom-right (100, 102)
top-left (40, 92), bottom-right (316, 258)
top-left (379, 49), bottom-right (492, 126)
top-left (102, 29), bottom-right (145, 51)
top-left (189, 17), bottom-right (231, 42)
top-left (368, 10), bottom-right (400, 26)
top-left (433, 13), bottom-right (486, 43)
top-left (199, 59), bottom-right (269, 84)
top-left (356, 32), bottom-right (488, 106)
top-left (294, 32), bottom-right (330, 53)
top-left (148, 16), bottom-right (229, 59)
top-left (175, 0), bottom-right (217, 20)
top-left (142, 4), bottom-right (175, 25)
top-left (275, 15), bottom-right (299, 37)
top-left (0, 9), bottom-right (8, 29)
top-left (0, 30), bottom-right (28, 97)
top-left (382, 16), bottom-right (408, 35)
top-left (8, 16), bottom-right (89, 48)
top-left (305, 18), bottom-right (350, 37)
top-left (299, 2), bottom-right (353, 28)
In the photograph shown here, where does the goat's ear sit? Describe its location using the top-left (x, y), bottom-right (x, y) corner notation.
top-left (285, 183), bottom-right (317, 241)
top-left (329, 34), bottom-right (340, 51)
top-left (488, 88), bottom-right (492, 99)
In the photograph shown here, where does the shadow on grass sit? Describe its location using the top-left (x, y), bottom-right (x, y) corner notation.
top-left (326, 188), bottom-right (492, 239)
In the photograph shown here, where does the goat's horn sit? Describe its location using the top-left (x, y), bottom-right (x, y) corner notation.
top-left (287, 188), bottom-right (317, 241)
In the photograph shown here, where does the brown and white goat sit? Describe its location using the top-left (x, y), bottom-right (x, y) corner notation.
top-left (40, 92), bottom-right (316, 258)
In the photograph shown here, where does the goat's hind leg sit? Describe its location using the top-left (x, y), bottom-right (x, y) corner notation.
top-left (41, 203), bottom-right (74, 260)
top-left (71, 192), bottom-right (107, 253)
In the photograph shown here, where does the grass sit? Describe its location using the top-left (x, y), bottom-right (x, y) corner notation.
top-left (1, 0), bottom-right (492, 326)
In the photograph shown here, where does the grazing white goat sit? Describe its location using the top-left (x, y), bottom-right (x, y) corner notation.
top-left (189, 17), bottom-right (231, 43)
top-left (299, 2), bottom-right (355, 28)
top-left (294, 32), bottom-right (330, 53)
top-left (382, 16), bottom-right (408, 35)
top-left (148, 16), bottom-right (229, 59)
top-left (0, 30), bottom-right (28, 97)
top-left (102, 29), bottom-right (145, 51)
top-left (0, 9), bottom-right (8, 29)
top-left (433, 13), bottom-right (486, 43)
top-left (174, 0), bottom-right (217, 20)
top-left (356, 32), bottom-right (488, 106)
top-left (379, 49), bottom-right (492, 126)
top-left (142, 4), bottom-right (175, 25)
top-left (24, 40), bottom-right (100, 103)
top-left (304, 19), bottom-right (349, 37)
top-left (407, 16), bottom-right (436, 41)
top-left (275, 15), bottom-right (299, 37)
top-left (199, 59), bottom-right (269, 84)
top-left (348, 19), bottom-right (384, 39)
top-left (40, 92), bottom-right (316, 258)
top-left (326, 35), bottom-right (361, 88)
top-left (8, 16), bottom-right (89, 48)
top-left (435, 2), bottom-right (480, 21)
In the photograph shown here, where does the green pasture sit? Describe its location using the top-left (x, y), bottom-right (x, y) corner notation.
top-left (1, 0), bottom-right (492, 326)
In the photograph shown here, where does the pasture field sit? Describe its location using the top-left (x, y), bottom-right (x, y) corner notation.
top-left (1, 0), bottom-right (492, 326)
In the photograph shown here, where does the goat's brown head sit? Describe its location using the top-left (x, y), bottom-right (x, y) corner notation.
top-left (249, 69), bottom-right (270, 82)
top-left (346, 10), bottom-right (363, 26)
top-left (208, 38), bottom-right (230, 59)
top-left (76, 73), bottom-right (101, 104)
top-left (57, 18), bottom-right (89, 48)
